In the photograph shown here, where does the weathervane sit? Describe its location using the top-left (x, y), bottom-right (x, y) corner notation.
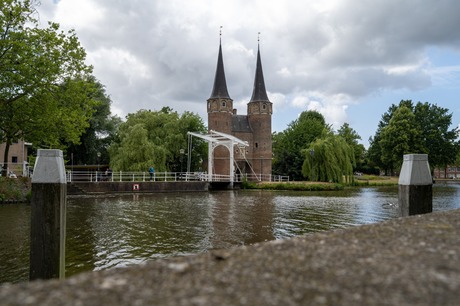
top-left (220, 26), bottom-right (223, 38)
top-left (258, 32), bottom-right (261, 43)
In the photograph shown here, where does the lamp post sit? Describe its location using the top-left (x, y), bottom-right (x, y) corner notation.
top-left (97, 152), bottom-right (101, 171)
top-left (180, 149), bottom-right (185, 174)
top-left (310, 149), bottom-right (314, 181)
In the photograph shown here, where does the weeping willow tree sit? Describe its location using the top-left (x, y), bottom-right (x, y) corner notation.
top-left (109, 123), bottom-right (168, 172)
top-left (108, 108), bottom-right (207, 172)
top-left (301, 130), bottom-right (355, 184)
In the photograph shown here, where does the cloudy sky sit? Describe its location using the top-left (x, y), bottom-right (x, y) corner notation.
top-left (38, 0), bottom-right (460, 147)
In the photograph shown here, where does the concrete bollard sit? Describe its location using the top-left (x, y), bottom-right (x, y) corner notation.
top-left (29, 149), bottom-right (67, 280)
top-left (398, 154), bottom-right (432, 217)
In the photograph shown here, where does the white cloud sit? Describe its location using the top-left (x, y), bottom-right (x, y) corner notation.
top-left (53, 0), bottom-right (105, 30)
top-left (36, 0), bottom-right (460, 142)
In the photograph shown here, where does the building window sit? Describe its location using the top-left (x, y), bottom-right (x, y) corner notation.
top-left (12, 156), bottom-right (18, 163)
top-left (255, 142), bottom-right (259, 148)
top-left (222, 101), bottom-right (226, 107)
top-left (262, 104), bottom-right (266, 110)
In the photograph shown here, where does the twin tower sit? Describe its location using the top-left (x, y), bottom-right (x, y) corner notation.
top-left (207, 38), bottom-right (272, 180)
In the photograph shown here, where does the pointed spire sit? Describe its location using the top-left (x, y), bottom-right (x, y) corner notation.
top-left (209, 27), bottom-right (231, 99)
top-left (250, 36), bottom-right (269, 103)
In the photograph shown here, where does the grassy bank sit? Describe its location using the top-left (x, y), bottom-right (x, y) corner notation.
top-left (243, 175), bottom-right (398, 191)
top-left (0, 177), bottom-right (31, 202)
top-left (353, 175), bottom-right (399, 186)
top-left (244, 181), bottom-right (344, 191)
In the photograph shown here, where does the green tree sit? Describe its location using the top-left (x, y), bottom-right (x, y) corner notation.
top-left (273, 110), bottom-right (330, 180)
top-left (337, 123), bottom-right (365, 171)
top-left (302, 130), bottom-right (355, 184)
top-left (413, 102), bottom-right (459, 170)
top-left (109, 109), bottom-right (207, 172)
top-left (379, 105), bottom-right (423, 172)
top-left (0, 0), bottom-right (93, 175)
top-left (109, 123), bottom-right (160, 171)
top-left (368, 100), bottom-right (459, 174)
top-left (65, 77), bottom-right (122, 166)
top-left (302, 130), bottom-right (355, 183)
top-left (367, 100), bottom-right (413, 174)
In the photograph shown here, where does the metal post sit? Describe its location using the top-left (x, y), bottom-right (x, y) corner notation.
top-left (208, 142), bottom-right (213, 182)
top-left (229, 144), bottom-right (234, 186)
top-left (398, 154), bottom-right (433, 217)
top-left (30, 149), bottom-right (67, 280)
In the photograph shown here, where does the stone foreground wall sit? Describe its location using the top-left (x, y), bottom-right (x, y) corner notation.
top-left (1, 209), bottom-right (459, 305)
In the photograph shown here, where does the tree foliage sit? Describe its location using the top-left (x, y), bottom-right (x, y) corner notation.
top-left (109, 108), bottom-right (207, 172)
top-left (0, 0), bottom-right (94, 174)
top-left (302, 130), bottom-right (355, 184)
top-left (368, 100), bottom-right (459, 173)
top-left (65, 76), bottom-right (121, 166)
top-left (380, 105), bottom-right (423, 171)
top-left (337, 123), bottom-right (365, 171)
top-left (273, 110), bottom-right (330, 180)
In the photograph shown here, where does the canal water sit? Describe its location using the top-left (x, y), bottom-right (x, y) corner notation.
top-left (1, 185), bottom-right (459, 284)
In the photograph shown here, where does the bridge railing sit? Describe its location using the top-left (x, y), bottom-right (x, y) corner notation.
top-left (67, 171), bottom-right (208, 183)
top-left (66, 171), bottom-right (289, 183)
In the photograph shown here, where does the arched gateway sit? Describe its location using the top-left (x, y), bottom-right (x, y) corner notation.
top-left (188, 130), bottom-right (254, 183)
top-left (206, 34), bottom-right (273, 181)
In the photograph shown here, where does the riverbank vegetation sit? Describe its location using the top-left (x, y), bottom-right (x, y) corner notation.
top-left (244, 181), bottom-right (344, 191)
top-left (352, 175), bottom-right (399, 186)
top-left (0, 178), bottom-right (31, 202)
top-left (243, 175), bottom-right (398, 191)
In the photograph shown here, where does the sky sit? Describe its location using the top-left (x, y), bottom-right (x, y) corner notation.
top-left (37, 0), bottom-right (460, 147)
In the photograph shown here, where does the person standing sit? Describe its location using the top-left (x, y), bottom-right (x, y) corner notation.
top-left (149, 166), bottom-right (155, 181)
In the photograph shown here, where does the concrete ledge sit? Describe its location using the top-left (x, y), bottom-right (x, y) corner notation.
top-left (1, 209), bottom-right (460, 305)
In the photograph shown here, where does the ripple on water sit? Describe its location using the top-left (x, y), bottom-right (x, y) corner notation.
top-left (2, 185), bottom-right (459, 283)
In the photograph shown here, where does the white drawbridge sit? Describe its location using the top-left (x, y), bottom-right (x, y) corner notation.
top-left (187, 130), bottom-right (249, 183)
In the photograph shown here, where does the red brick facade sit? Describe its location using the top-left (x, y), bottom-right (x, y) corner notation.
top-left (207, 41), bottom-right (272, 180)
top-left (433, 166), bottom-right (460, 179)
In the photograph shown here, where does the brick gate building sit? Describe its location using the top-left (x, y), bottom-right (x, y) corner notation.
top-left (207, 38), bottom-right (272, 180)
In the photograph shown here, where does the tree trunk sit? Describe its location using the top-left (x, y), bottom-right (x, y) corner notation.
top-left (2, 142), bottom-right (10, 177)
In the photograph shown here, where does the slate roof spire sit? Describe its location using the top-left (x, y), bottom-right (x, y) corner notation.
top-left (209, 28), bottom-right (231, 99)
top-left (249, 36), bottom-right (269, 103)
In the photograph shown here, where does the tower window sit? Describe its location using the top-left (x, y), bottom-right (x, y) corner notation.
top-left (262, 103), bottom-right (266, 110)
top-left (222, 101), bottom-right (226, 107)
top-left (255, 142), bottom-right (259, 148)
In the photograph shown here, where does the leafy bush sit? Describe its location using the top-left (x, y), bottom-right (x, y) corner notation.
top-left (0, 177), bottom-right (31, 202)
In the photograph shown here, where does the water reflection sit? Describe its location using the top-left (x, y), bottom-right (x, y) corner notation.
top-left (1, 184), bottom-right (459, 284)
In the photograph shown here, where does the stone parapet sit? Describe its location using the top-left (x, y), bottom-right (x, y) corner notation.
top-left (1, 209), bottom-right (459, 305)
